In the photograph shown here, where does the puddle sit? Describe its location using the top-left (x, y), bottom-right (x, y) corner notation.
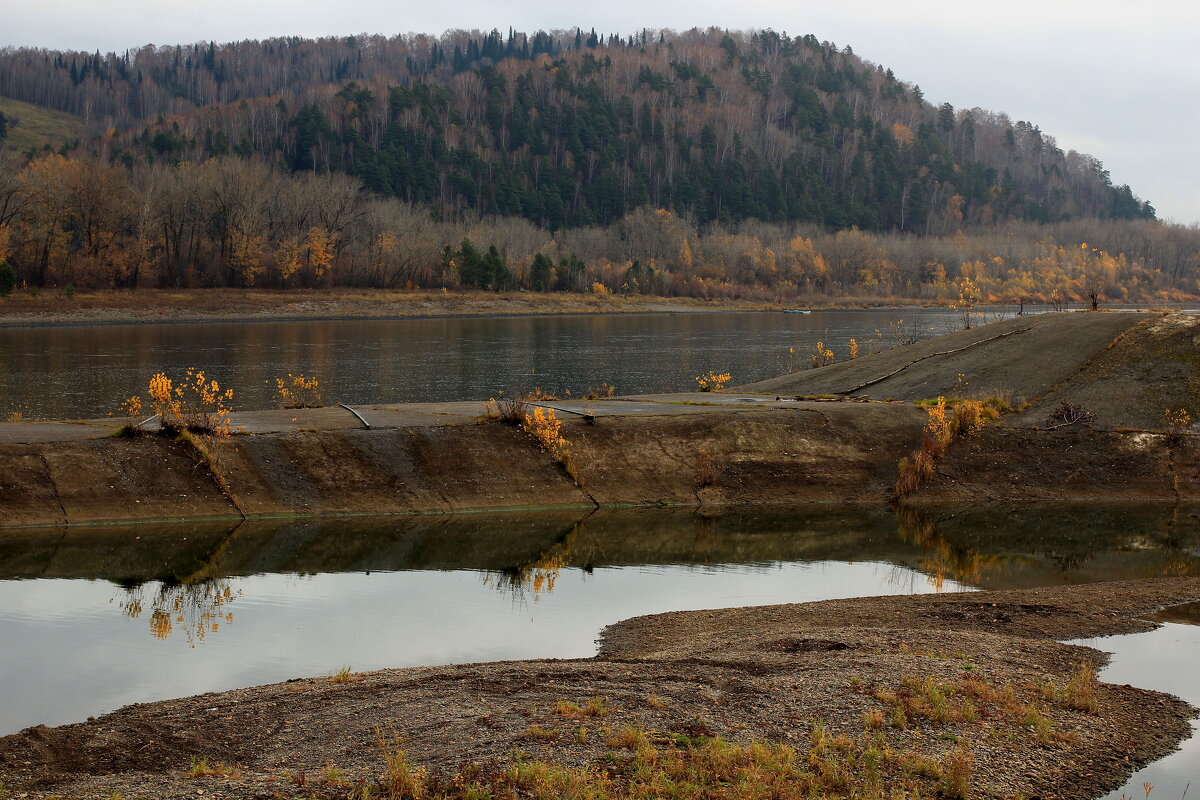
top-left (1068, 612), bottom-right (1200, 799)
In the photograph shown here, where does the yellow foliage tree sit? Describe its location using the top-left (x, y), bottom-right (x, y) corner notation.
top-left (305, 226), bottom-right (335, 282)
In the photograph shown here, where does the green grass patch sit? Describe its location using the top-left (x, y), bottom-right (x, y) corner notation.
top-left (0, 96), bottom-right (84, 154)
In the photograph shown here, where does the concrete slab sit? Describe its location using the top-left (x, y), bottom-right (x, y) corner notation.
top-left (0, 421), bottom-right (122, 444)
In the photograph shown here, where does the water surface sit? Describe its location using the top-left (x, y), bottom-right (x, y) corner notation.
top-left (0, 310), bottom-right (971, 419)
top-left (2, 503), bottom-right (1196, 738)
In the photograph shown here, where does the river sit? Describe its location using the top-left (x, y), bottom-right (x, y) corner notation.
top-left (0, 309), bottom-right (971, 419)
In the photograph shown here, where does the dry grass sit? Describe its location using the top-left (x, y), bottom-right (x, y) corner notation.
top-left (0, 95), bottom-right (83, 153)
top-left (553, 697), bottom-right (608, 719)
top-left (486, 392), bottom-right (531, 425)
top-left (185, 756), bottom-right (241, 779)
top-left (1059, 663), bottom-right (1100, 714)
top-left (284, 664), bottom-right (1106, 800)
top-left (328, 666), bottom-right (364, 685)
top-left (695, 447), bottom-right (720, 488)
top-left (583, 382), bottom-right (616, 400)
top-left (520, 723), bottom-right (558, 741)
top-left (894, 451), bottom-right (937, 500)
top-left (363, 727), bottom-right (977, 800)
top-left (177, 429), bottom-right (236, 503)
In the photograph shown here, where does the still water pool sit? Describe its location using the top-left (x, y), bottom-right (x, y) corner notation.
top-left (1, 503), bottom-right (1198, 799)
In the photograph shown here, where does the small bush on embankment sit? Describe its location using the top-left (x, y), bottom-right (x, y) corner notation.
top-left (894, 397), bottom-right (1004, 502)
top-left (122, 368), bottom-right (234, 436)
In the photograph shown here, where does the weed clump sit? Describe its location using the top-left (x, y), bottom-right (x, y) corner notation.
top-left (274, 373), bottom-right (323, 408)
top-left (553, 697), bottom-right (607, 719)
top-left (1060, 662), bottom-right (1100, 713)
top-left (695, 371), bottom-right (732, 392)
top-left (485, 391), bottom-right (531, 424)
top-left (122, 368), bottom-right (234, 436)
top-left (329, 666), bottom-right (363, 684)
top-left (185, 756), bottom-right (240, 779)
top-left (1164, 407), bottom-right (1193, 441)
top-left (584, 382), bottom-right (616, 400)
top-left (810, 341), bottom-right (835, 368)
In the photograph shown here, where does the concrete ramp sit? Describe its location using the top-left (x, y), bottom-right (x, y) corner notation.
top-left (739, 312), bottom-right (1150, 408)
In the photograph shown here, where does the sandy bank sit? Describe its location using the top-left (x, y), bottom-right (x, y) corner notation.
top-left (0, 289), bottom-right (810, 328)
top-left (1, 578), bottom-right (1196, 800)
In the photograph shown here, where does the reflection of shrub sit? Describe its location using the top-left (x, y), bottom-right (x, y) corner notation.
top-left (120, 578), bottom-right (239, 645)
top-left (1165, 407), bottom-right (1193, 440)
top-left (274, 374), bottom-right (322, 408)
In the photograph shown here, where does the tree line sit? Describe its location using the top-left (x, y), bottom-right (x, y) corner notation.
top-left (0, 152), bottom-right (1195, 304)
top-left (2, 28), bottom-right (1153, 237)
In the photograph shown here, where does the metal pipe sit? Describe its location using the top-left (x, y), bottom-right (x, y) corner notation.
top-left (339, 403), bottom-right (371, 429)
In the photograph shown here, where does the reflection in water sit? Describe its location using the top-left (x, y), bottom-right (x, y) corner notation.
top-left (2, 503), bottom-right (1199, 741)
top-left (485, 524), bottom-right (579, 600)
top-left (895, 507), bottom-right (996, 590)
top-left (117, 579), bottom-right (240, 645)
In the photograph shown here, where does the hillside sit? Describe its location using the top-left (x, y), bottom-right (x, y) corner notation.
top-left (0, 96), bottom-right (82, 154)
top-left (0, 28), bottom-right (1153, 232)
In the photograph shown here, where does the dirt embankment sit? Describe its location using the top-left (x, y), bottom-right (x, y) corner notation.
top-left (0, 401), bottom-right (928, 528)
top-left (1, 578), bottom-right (1196, 800)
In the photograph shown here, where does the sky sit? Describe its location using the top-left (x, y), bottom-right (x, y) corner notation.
top-left (4, 0), bottom-right (1198, 224)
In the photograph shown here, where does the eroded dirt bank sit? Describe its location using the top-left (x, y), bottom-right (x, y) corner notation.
top-left (3, 396), bottom-right (1200, 529)
top-left (0, 400), bottom-right (930, 527)
top-left (1, 578), bottom-right (1197, 800)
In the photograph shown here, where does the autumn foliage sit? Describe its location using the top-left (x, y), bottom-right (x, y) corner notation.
top-left (124, 368), bottom-right (234, 435)
top-left (0, 29), bottom-right (1195, 301)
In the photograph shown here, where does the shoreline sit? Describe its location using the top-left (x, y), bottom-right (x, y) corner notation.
top-left (1, 578), bottom-right (1196, 800)
top-left (0, 289), bottom-right (844, 329)
top-left (0, 287), bottom-right (1140, 330)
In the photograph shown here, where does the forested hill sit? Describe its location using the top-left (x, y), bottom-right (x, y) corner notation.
top-left (0, 28), bottom-right (1153, 233)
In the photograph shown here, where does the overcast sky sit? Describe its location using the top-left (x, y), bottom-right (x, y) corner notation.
top-left (5, 0), bottom-right (1198, 223)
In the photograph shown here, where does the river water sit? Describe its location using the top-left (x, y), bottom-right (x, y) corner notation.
top-left (0, 309), bottom-right (970, 419)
